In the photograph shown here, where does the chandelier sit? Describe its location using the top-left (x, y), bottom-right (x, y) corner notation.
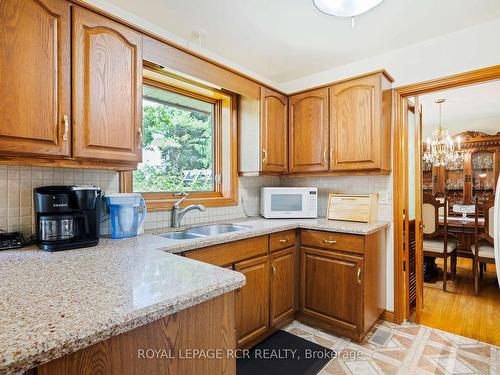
top-left (423, 99), bottom-right (463, 167)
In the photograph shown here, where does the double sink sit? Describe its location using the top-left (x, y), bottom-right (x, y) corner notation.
top-left (159, 224), bottom-right (251, 240)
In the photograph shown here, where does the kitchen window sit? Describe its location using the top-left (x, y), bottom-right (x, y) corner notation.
top-left (120, 69), bottom-right (238, 210)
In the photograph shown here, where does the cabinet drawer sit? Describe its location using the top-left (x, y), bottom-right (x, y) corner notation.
top-left (184, 236), bottom-right (268, 266)
top-left (269, 230), bottom-right (296, 252)
top-left (301, 229), bottom-right (364, 254)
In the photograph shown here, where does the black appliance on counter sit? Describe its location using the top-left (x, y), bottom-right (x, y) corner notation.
top-left (34, 186), bottom-right (101, 251)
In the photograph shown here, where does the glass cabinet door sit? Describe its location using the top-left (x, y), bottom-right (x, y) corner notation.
top-left (422, 161), bottom-right (433, 194)
top-left (472, 150), bottom-right (495, 206)
top-left (444, 157), bottom-right (465, 215)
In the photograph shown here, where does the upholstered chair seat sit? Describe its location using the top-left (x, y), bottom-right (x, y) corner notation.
top-left (424, 240), bottom-right (457, 254)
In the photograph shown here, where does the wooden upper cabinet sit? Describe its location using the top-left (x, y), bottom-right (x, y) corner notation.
top-left (0, 0), bottom-right (71, 157)
top-left (261, 87), bottom-right (288, 173)
top-left (72, 6), bottom-right (143, 163)
top-left (329, 72), bottom-right (392, 172)
top-left (289, 88), bottom-right (329, 172)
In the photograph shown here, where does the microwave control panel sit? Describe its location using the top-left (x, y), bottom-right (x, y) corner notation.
top-left (308, 190), bottom-right (317, 212)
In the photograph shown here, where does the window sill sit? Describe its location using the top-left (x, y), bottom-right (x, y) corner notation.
top-left (144, 195), bottom-right (239, 211)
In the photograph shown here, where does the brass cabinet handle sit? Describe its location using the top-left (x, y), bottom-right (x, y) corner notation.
top-left (262, 148), bottom-right (267, 163)
top-left (323, 239), bottom-right (337, 244)
top-left (272, 264), bottom-right (276, 277)
top-left (137, 128), bottom-right (143, 148)
top-left (62, 115), bottom-right (69, 142)
top-left (357, 267), bottom-right (362, 284)
top-left (323, 149), bottom-right (327, 164)
top-left (278, 239), bottom-right (288, 243)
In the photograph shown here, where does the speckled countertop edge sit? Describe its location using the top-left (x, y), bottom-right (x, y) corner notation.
top-left (0, 218), bottom-right (388, 375)
top-left (5, 275), bottom-right (244, 375)
top-left (0, 237), bottom-right (245, 375)
top-left (152, 217), bottom-right (391, 254)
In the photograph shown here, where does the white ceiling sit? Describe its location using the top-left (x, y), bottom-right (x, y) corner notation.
top-left (103, 0), bottom-right (500, 84)
top-left (420, 80), bottom-right (500, 138)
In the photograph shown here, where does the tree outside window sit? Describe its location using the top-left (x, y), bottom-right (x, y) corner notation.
top-left (133, 84), bottom-right (216, 193)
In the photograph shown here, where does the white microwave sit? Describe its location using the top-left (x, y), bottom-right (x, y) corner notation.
top-left (260, 187), bottom-right (318, 219)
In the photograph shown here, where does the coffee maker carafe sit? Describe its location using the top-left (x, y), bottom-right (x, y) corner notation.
top-left (34, 186), bottom-right (101, 251)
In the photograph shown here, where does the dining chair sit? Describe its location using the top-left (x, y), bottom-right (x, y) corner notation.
top-left (422, 193), bottom-right (457, 292)
top-left (472, 196), bottom-right (496, 295)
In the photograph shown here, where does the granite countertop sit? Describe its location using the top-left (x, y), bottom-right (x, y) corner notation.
top-left (0, 217), bottom-right (388, 374)
top-left (153, 217), bottom-right (390, 254)
top-left (0, 235), bottom-right (245, 375)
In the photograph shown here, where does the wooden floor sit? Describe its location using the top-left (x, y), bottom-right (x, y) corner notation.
top-left (421, 258), bottom-right (500, 346)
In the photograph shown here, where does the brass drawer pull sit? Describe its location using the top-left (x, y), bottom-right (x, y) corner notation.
top-left (278, 239), bottom-right (288, 243)
top-left (357, 267), bottom-right (362, 284)
top-left (62, 114), bottom-right (69, 142)
top-left (323, 239), bottom-right (337, 244)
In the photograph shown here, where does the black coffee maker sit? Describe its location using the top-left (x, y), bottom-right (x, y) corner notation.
top-left (34, 186), bottom-right (102, 251)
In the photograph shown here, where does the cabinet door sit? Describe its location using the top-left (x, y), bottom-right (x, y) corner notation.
top-left (300, 247), bottom-right (363, 333)
top-left (329, 74), bottom-right (381, 171)
top-left (72, 7), bottom-right (142, 163)
top-left (289, 88), bottom-right (329, 172)
top-left (0, 0), bottom-right (70, 157)
top-left (234, 255), bottom-right (270, 347)
top-left (270, 247), bottom-right (296, 326)
top-left (261, 87), bottom-right (288, 173)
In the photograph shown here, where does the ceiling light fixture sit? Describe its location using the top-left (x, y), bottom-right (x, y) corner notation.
top-left (313, 0), bottom-right (384, 27)
top-left (423, 99), bottom-right (464, 167)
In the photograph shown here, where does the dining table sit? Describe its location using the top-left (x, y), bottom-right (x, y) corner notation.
top-left (439, 216), bottom-right (485, 258)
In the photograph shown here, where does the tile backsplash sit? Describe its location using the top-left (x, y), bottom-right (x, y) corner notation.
top-left (0, 165), bottom-right (279, 237)
top-left (144, 176), bottom-right (280, 232)
top-left (0, 165), bottom-right (392, 238)
top-left (0, 166), bottom-right (120, 237)
top-left (280, 175), bottom-right (393, 221)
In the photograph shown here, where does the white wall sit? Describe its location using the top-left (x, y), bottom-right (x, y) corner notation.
top-left (281, 18), bottom-right (500, 93)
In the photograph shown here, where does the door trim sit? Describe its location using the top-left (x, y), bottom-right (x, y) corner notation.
top-left (392, 64), bottom-right (500, 324)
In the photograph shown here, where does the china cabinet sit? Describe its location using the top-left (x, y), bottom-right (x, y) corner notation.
top-left (427, 131), bottom-right (500, 215)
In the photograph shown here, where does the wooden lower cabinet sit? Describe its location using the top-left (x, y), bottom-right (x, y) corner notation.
top-left (183, 228), bottom-right (385, 347)
top-left (300, 247), bottom-right (363, 335)
top-left (298, 229), bottom-right (386, 342)
top-left (270, 247), bottom-right (296, 326)
top-left (234, 255), bottom-right (270, 347)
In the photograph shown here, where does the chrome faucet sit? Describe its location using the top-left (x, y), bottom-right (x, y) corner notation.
top-left (171, 192), bottom-right (206, 228)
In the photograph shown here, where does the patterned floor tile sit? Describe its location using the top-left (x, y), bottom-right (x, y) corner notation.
top-left (283, 320), bottom-right (499, 375)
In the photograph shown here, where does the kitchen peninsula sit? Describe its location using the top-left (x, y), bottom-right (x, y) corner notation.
top-left (0, 218), bottom-right (388, 375)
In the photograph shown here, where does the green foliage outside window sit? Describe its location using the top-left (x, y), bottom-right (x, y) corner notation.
top-left (133, 99), bottom-right (214, 192)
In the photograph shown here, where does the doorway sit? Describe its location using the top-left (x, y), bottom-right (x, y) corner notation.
top-left (393, 65), bottom-right (500, 345)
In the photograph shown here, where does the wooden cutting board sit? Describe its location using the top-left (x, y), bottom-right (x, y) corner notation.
top-left (326, 193), bottom-right (378, 223)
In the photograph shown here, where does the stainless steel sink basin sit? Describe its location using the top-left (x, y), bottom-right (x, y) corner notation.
top-left (186, 224), bottom-right (251, 236)
top-left (160, 231), bottom-right (205, 240)
top-left (159, 224), bottom-right (251, 240)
